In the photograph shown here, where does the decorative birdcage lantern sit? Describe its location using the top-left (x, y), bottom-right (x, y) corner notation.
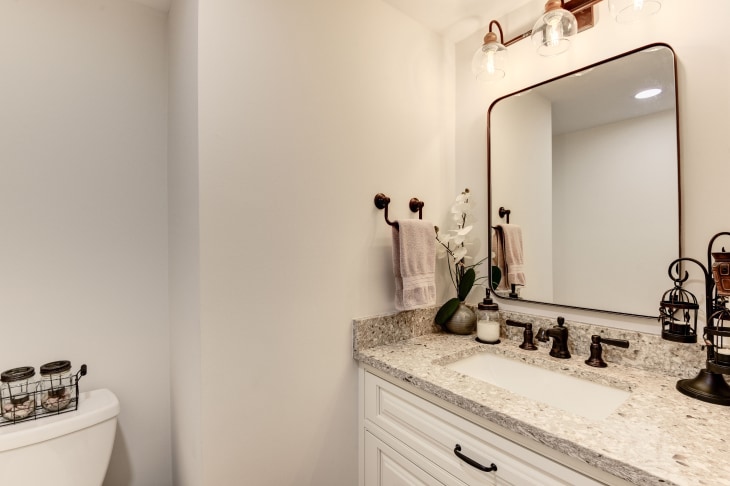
top-left (706, 307), bottom-right (730, 370)
top-left (658, 263), bottom-right (699, 343)
top-left (665, 232), bottom-right (730, 406)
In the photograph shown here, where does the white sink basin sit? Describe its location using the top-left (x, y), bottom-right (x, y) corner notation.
top-left (445, 353), bottom-right (630, 420)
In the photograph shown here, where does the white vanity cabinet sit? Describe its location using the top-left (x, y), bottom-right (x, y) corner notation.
top-left (364, 431), bottom-right (463, 486)
top-left (360, 369), bottom-right (612, 486)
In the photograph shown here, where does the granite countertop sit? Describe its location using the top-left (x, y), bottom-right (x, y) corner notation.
top-left (353, 310), bottom-right (730, 486)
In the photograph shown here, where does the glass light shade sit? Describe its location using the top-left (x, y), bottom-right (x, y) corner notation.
top-left (472, 33), bottom-right (507, 83)
top-left (608, 0), bottom-right (661, 23)
top-left (531, 1), bottom-right (577, 57)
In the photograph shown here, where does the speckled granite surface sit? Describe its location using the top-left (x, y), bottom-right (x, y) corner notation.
top-left (353, 309), bottom-right (730, 486)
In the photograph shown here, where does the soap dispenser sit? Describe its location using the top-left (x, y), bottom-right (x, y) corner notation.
top-left (477, 289), bottom-right (500, 344)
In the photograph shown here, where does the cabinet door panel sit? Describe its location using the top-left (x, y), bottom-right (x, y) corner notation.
top-left (364, 431), bottom-right (447, 486)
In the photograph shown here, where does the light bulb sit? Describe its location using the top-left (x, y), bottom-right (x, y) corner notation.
top-left (531, 1), bottom-right (577, 56)
top-left (486, 50), bottom-right (496, 75)
top-left (472, 32), bottom-right (506, 83)
top-left (547, 16), bottom-right (562, 47)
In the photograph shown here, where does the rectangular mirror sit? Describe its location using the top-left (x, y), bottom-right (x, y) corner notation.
top-left (488, 44), bottom-right (679, 317)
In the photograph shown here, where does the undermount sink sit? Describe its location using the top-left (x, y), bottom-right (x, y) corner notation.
top-left (445, 352), bottom-right (630, 421)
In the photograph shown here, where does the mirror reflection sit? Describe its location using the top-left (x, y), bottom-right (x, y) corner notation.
top-left (488, 44), bottom-right (679, 317)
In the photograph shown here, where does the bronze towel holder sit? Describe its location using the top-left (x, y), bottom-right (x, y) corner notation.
top-left (499, 206), bottom-right (511, 224)
top-left (374, 193), bottom-right (424, 229)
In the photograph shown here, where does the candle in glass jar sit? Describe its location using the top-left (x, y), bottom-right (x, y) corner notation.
top-left (477, 319), bottom-right (500, 343)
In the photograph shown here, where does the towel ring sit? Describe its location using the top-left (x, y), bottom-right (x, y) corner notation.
top-left (374, 193), bottom-right (424, 229)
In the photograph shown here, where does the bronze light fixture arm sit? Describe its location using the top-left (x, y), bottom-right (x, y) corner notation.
top-left (488, 20), bottom-right (504, 45)
top-left (502, 0), bottom-right (603, 47)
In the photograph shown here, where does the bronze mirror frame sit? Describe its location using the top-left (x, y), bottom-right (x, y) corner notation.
top-left (487, 43), bottom-right (681, 318)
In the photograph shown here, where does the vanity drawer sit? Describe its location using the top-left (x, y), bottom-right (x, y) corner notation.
top-left (364, 430), bottom-right (466, 486)
top-left (364, 372), bottom-right (604, 486)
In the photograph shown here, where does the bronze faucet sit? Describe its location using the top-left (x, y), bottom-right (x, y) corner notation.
top-left (505, 320), bottom-right (538, 350)
top-left (585, 335), bottom-right (630, 367)
top-left (536, 317), bottom-right (571, 359)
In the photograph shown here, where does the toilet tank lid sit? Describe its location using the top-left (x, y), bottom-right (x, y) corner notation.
top-left (0, 388), bottom-right (120, 452)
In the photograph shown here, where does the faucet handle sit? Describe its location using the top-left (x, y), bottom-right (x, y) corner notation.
top-left (585, 335), bottom-right (630, 367)
top-left (505, 320), bottom-right (538, 351)
top-left (557, 316), bottom-right (565, 327)
top-left (536, 327), bottom-right (548, 342)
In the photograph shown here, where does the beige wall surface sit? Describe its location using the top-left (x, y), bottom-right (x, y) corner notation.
top-left (0, 0), bottom-right (171, 484)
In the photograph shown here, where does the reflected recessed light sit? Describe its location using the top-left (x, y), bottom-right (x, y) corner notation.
top-left (635, 88), bottom-right (662, 99)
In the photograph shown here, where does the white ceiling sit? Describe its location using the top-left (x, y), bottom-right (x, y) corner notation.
top-left (124, 0), bottom-right (534, 35)
top-left (382, 0), bottom-right (535, 37)
top-left (525, 46), bottom-right (676, 134)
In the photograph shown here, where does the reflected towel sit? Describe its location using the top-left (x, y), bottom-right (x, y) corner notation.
top-left (392, 220), bottom-right (436, 310)
top-left (492, 224), bottom-right (526, 289)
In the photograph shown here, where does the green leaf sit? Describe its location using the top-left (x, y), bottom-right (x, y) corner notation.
top-left (491, 266), bottom-right (502, 289)
top-left (435, 298), bottom-right (461, 327)
top-left (457, 267), bottom-right (476, 301)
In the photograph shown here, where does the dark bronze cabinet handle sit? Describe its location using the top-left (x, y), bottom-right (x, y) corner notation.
top-left (453, 444), bottom-right (497, 472)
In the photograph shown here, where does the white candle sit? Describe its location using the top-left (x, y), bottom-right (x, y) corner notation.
top-left (716, 347), bottom-right (730, 363)
top-left (477, 319), bottom-right (500, 343)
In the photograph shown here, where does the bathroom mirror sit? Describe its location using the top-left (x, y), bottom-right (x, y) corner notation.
top-left (488, 44), bottom-right (679, 317)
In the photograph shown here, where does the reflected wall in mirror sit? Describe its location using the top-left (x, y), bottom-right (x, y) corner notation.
top-left (488, 44), bottom-right (679, 317)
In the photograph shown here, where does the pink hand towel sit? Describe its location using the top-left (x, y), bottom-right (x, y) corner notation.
top-left (492, 224), bottom-right (526, 289)
top-left (392, 220), bottom-right (436, 310)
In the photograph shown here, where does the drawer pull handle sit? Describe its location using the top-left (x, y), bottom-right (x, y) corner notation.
top-left (453, 444), bottom-right (497, 473)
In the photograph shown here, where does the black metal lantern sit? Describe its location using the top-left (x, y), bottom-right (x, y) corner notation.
top-left (659, 266), bottom-right (699, 343)
top-left (706, 307), bottom-right (730, 369)
top-left (664, 232), bottom-right (730, 406)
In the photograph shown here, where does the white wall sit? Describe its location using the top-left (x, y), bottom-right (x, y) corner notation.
top-left (0, 0), bottom-right (172, 484)
top-left (553, 110), bottom-right (677, 315)
top-left (456, 0), bottom-right (730, 332)
top-left (490, 92), bottom-right (554, 301)
top-left (197, 0), bottom-right (452, 483)
top-left (168, 0), bottom-right (201, 484)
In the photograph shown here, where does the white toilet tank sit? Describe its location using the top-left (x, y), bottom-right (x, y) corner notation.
top-left (0, 388), bottom-right (119, 485)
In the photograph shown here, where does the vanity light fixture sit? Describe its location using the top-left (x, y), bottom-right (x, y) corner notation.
top-left (635, 88), bottom-right (662, 99)
top-left (531, 0), bottom-right (578, 56)
top-left (472, 21), bottom-right (508, 82)
top-left (472, 0), bottom-right (663, 83)
top-left (607, 0), bottom-right (661, 23)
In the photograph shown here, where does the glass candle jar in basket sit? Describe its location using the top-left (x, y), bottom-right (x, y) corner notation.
top-left (39, 360), bottom-right (73, 412)
top-left (1, 366), bottom-right (37, 421)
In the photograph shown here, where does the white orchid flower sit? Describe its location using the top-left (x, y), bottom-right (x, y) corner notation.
top-left (450, 201), bottom-right (469, 213)
top-left (436, 188), bottom-right (485, 301)
top-left (448, 225), bottom-right (472, 246)
top-left (455, 192), bottom-right (468, 203)
top-left (452, 246), bottom-right (468, 262)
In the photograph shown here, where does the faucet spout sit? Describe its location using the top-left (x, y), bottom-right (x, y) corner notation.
top-left (544, 317), bottom-right (571, 359)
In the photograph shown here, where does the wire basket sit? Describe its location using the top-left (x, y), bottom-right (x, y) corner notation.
top-left (0, 364), bottom-right (86, 427)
